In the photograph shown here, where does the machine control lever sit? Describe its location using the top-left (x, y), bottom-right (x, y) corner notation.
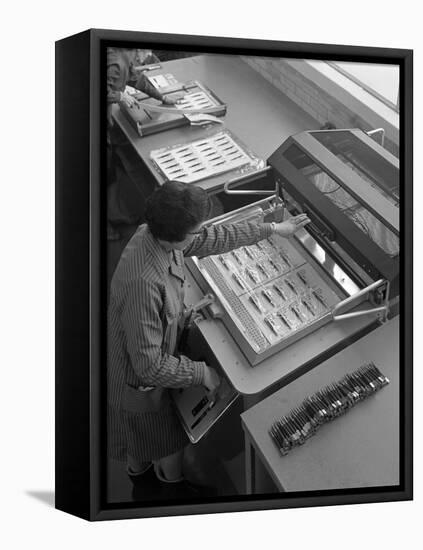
top-left (183, 293), bottom-right (222, 328)
top-left (179, 294), bottom-right (218, 353)
top-left (190, 293), bottom-right (215, 313)
top-left (332, 279), bottom-right (390, 323)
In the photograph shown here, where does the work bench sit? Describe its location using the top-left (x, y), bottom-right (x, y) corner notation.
top-left (240, 316), bottom-right (399, 493)
top-left (111, 54), bottom-right (318, 194)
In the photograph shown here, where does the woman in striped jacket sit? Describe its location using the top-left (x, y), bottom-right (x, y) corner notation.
top-left (107, 181), bottom-right (310, 491)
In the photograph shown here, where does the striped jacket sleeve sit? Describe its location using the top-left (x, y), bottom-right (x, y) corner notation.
top-left (184, 221), bottom-right (273, 258)
top-left (107, 62), bottom-right (123, 104)
top-left (134, 71), bottom-right (164, 102)
top-left (120, 278), bottom-right (205, 388)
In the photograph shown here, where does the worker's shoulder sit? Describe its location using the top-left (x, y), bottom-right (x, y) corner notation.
top-left (111, 225), bottom-right (168, 289)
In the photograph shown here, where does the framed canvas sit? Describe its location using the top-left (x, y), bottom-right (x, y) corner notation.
top-left (55, 28), bottom-right (412, 521)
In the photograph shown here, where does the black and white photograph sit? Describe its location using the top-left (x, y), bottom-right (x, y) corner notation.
top-left (102, 40), bottom-right (408, 510)
top-left (3, 0), bottom-right (422, 546)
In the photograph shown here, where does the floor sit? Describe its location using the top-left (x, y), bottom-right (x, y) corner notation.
top-left (107, 400), bottom-right (244, 503)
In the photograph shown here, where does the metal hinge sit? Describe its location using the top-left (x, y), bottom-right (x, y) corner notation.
top-left (183, 293), bottom-right (223, 327)
top-left (332, 279), bottom-right (390, 323)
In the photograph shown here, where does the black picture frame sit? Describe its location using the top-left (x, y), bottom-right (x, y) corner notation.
top-left (55, 28), bottom-right (412, 521)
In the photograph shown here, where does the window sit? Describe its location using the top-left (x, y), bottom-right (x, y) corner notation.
top-left (328, 61), bottom-right (399, 112)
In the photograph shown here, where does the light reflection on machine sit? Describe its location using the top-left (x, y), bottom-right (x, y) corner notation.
top-left (272, 129), bottom-right (400, 295)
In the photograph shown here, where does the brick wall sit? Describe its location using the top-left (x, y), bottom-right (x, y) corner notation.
top-left (242, 56), bottom-right (399, 157)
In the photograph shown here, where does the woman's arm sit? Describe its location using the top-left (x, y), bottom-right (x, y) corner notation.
top-left (120, 278), bottom-right (206, 388)
top-left (107, 62), bottom-right (124, 104)
top-left (133, 71), bottom-right (164, 102)
top-left (184, 215), bottom-right (311, 258)
top-left (183, 221), bottom-right (273, 258)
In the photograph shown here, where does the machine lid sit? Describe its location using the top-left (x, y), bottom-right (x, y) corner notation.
top-left (268, 130), bottom-right (399, 284)
top-left (306, 130), bottom-right (399, 229)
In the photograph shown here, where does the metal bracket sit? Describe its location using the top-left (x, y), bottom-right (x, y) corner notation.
top-left (303, 203), bottom-right (335, 241)
top-left (191, 293), bottom-right (215, 313)
top-left (367, 128), bottom-right (385, 147)
top-left (183, 293), bottom-right (222, 327)
top-left (332, 279), bottom-right (390, 323)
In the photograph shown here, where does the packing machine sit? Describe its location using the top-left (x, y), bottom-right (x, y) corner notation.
top-left (172, 128), bottom-right (400, 442)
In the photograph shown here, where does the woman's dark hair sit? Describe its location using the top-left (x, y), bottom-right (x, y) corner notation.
top-left (145, 181), bottom-right (212, 242)
top-left (320, 121), bottom-right (337, 130)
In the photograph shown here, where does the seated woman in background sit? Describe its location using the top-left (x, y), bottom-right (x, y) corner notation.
top-left (106, 47), bottom-right (183, 240)
top-left (107, 47), bottom-right (178, 109)
top-left (134, 48), bottom-right (160, 67)
top-left (107, 181), bottom-right (310, 497)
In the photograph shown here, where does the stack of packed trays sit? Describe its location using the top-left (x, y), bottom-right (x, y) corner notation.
top-left (269, 362), bottom-right (390, 455)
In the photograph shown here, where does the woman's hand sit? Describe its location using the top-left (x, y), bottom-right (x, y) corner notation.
top-left (202, 366), bottom-right (221, 393)
top-left (273, 214), bottom-right (311, 238)
top-left (119, 92), bottom-right (139, 108)
top-left (162, 93), bottom-right (185, 105)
